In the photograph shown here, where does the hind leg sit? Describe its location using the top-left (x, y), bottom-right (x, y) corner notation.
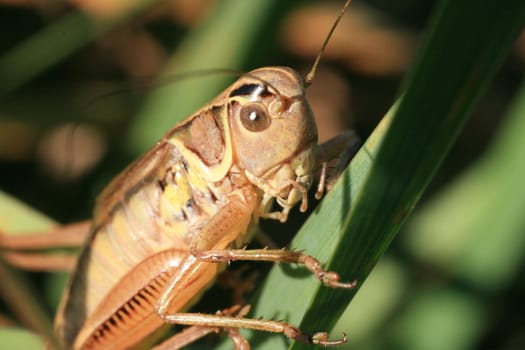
top-left (0, 220), bottom-right (90, 272)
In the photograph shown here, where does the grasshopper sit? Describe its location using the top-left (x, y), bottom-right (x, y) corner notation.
top-left (1, 1), bottom-right (359, 348)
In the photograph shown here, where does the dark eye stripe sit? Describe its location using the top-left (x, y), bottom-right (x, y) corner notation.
top-left (229, 84), bottom-right (262, 97)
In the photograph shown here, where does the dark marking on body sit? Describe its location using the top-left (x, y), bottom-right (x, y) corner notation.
top-left (230, 84), bottom-right (262, 97)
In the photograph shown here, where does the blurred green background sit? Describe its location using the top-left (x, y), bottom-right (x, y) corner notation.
top-left (0, 0), bottom-right (524, 349)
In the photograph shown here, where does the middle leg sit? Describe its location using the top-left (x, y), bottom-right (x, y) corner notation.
top-left (191, 248), bottom-right (357, 289)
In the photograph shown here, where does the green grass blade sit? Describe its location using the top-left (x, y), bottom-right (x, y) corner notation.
top-left (0, 328), bottom-right (45, 350)
top-left (0, 0), bottom-right (162, 96)
top-left (407, 81), bottom-right (525, 291)
top-left (0, 191), bottom-right (57, 348)
top-left (385, 82), bottom-right (525, 350)
top-left (242, 1), bottom-right (525, 349)
top-left (0, 191), bottom-right (55, 233)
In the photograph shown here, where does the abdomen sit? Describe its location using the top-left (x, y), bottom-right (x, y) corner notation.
top-left (55, 148), bottom-right (229, 349)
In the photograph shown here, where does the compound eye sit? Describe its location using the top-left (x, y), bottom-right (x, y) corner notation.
top-left (239, 103), bottom-right (271, 132)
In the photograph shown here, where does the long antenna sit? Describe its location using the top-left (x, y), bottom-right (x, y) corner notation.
top-left (304, 0), bottom-right (353, 87)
